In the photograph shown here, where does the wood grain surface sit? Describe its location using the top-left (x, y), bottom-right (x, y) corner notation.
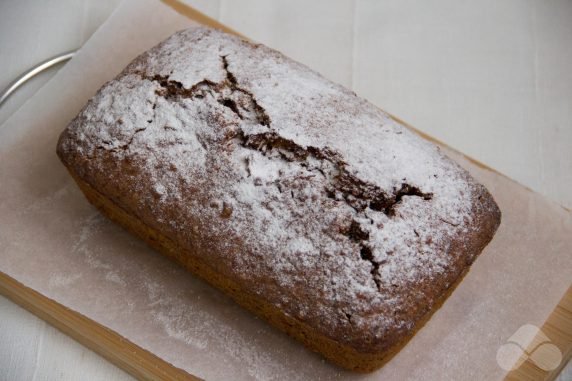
top-left (505, 287), bottom-right (572, 381)
top-left (0, 272), bottom-right (198, 381)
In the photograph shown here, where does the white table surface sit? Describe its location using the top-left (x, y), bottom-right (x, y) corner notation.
top-left (0, 1), bottom-right (570, 380)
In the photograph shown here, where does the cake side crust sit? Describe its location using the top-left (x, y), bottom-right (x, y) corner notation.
top-left (66, 166), bottom-right (490, 372)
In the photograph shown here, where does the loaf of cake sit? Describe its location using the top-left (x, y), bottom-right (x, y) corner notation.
top-left (57, 27), bottom-right (501, 372)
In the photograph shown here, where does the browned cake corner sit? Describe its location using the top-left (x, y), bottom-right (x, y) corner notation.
top-left (56, 27), bottom-right (501, 372)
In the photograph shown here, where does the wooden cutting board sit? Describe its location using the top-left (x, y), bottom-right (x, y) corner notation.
top-left (0, 1), bottom-right (570, 379)
top-left (1, 272), bottom-right (570, 380)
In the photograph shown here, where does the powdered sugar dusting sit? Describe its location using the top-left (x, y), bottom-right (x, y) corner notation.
top-left (58, 27), bottom-right (499, 353)
top-left (143, 279), bottom-right (312, 381)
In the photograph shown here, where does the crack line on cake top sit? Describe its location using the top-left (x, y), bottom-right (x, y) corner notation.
top-left (136, 54), bottom-right (433, 292)
top-left (233, 129), bottom-right (433, 291)
top-left (234, 130), bottom-right (433, 218)
top-left (139, 55), bottom-right (271, 128)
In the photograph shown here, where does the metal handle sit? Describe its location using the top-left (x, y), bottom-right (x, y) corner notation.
top-left (0, 50), bottom-right (76, 107)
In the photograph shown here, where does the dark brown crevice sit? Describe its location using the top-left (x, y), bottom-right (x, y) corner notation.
top-left (347, 220), bottom-right (369, 242)
top-left (143, 55), bottom-right (271, 128)
top-left (221, 55), bottom-right (271, 127)
top-left (221, 55), bottom-right (238, 85)
top-left (151, 74), bottom-right (217, 100)
top-left (235, 130), bottom-right (432, 217)
top-left (234, 128), bottom-right (433, 293)
top-left (238, 130), bottom-right (318, 160)
top-left (388, 183), bottom-right (433, 215)
top-left (221, 98), bottom-right (242, 117)
top-left (343, 311), bottom-right (353, 324)
top-left (360, 245), bottom-right (382, 291)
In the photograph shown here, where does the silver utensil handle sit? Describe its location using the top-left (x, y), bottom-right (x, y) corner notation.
top-left (0, 51), bottom-right (76, 107)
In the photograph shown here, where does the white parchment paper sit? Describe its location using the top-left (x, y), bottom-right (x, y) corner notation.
top-left (0, 0), bottom-right (570, 379)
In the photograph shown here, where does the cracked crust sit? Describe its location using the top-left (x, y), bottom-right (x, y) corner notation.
top-left (57, 27), bottom-right (501, 371)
